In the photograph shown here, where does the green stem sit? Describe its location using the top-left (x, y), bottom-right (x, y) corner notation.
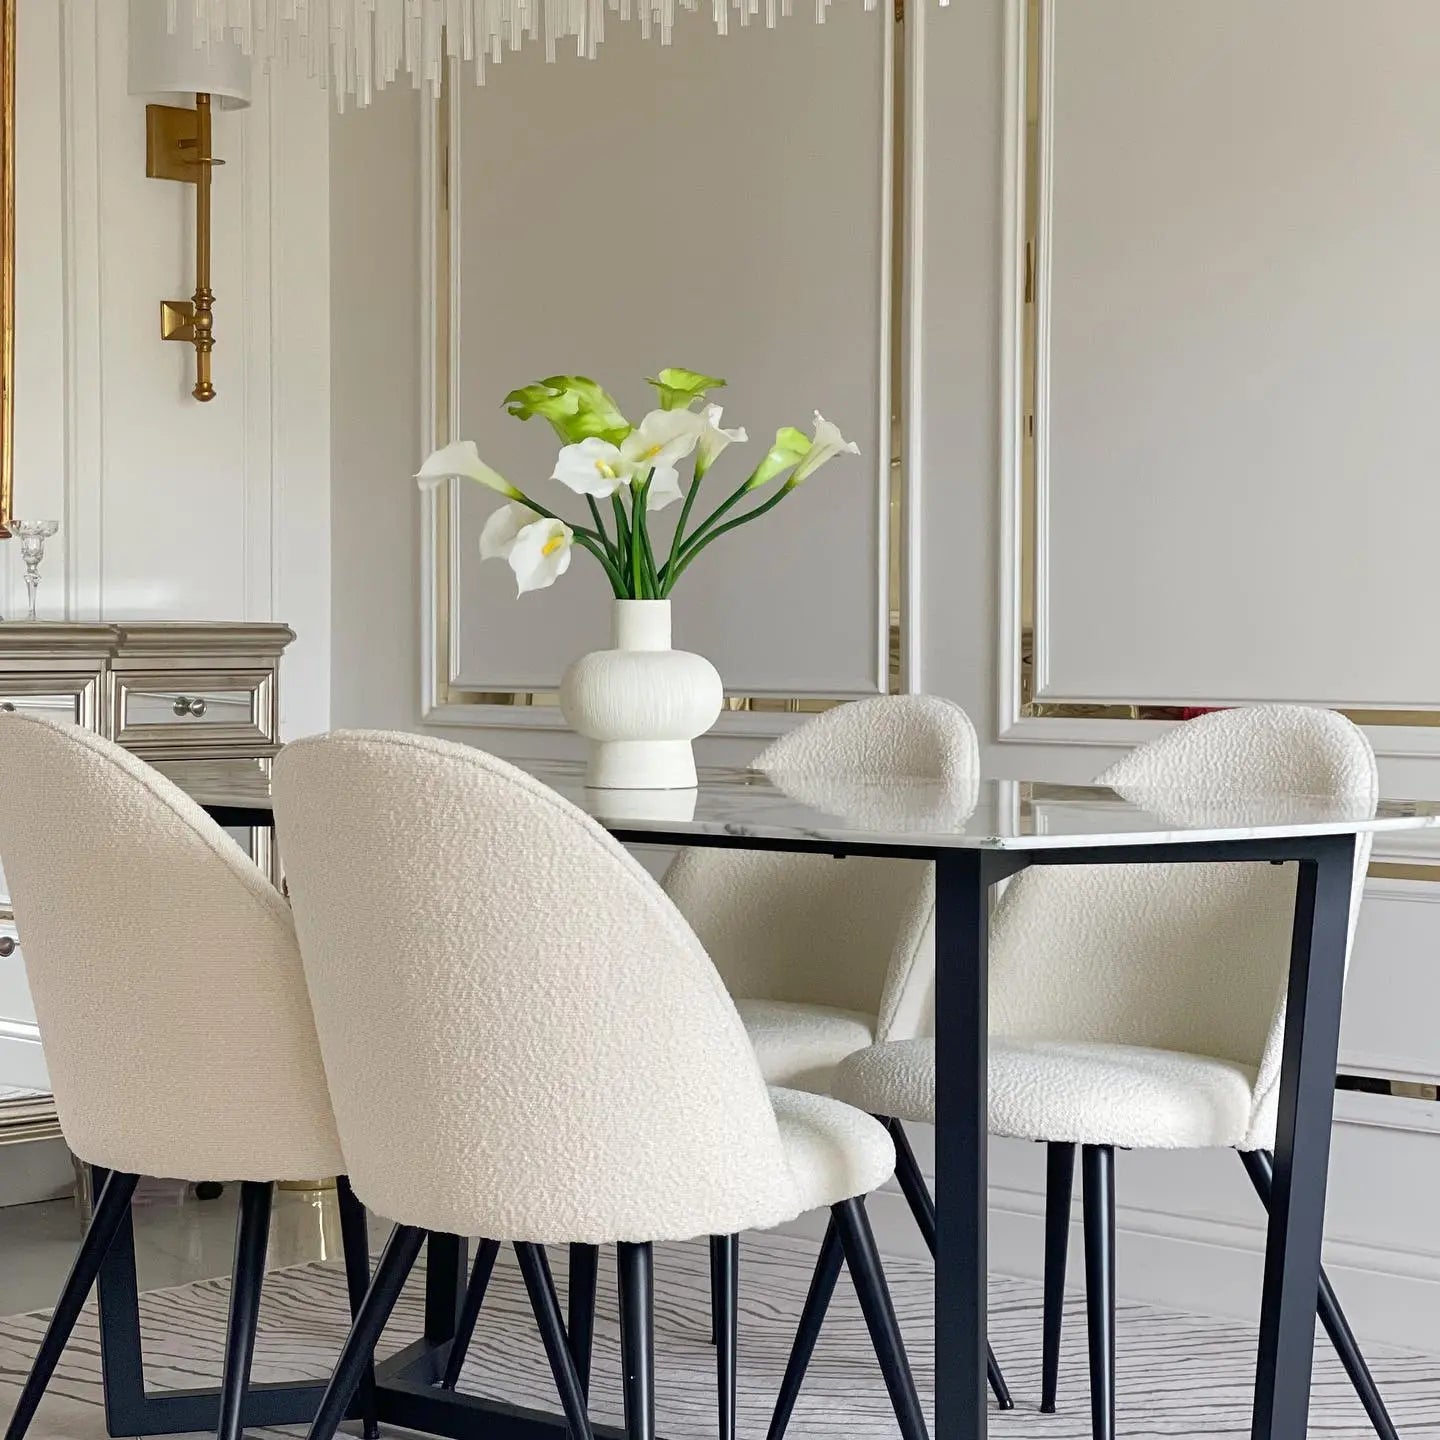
top-left (665, 485), bottom-right (792, 588)
top-left (572, 532), bottom-right (627, 597)
top-left (639, 511), bottom-right (661, 597)
top-left (586, 496), bottom-right (615, 561)
top-left (673, 476), bottom-right (754, 563)
top-left (663, 466), bottom-right (707, 595)
top-left (630, 486), bottom-right (646, 598)
top-left (611, 493), bottom-right (632, 590)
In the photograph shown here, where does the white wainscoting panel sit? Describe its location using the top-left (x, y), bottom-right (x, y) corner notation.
top-left (1033, 0), bottom-right (1440, 711)
top-left (448, 8), bottom-right (892, 699)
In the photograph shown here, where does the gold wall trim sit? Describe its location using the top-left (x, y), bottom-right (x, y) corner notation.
top-left (426, 32), bottom-right (908, 718)
top-left (1013, 0), bottom-right (1440, 731)
top-left (1337, 1073), bottom-right (1440, 1104)
top-left (1367, 861), bottom-right (1440, 884)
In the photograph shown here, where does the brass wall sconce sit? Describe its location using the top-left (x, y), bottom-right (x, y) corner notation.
top-left (127, 0), bottom-right (252, 403)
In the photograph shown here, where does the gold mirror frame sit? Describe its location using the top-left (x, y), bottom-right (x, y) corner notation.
top-left (0, 0), bottom-right (13, 536)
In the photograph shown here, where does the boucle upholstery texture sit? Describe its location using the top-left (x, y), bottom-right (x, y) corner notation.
top-left (986, 706), bottom-right (1378, 1151)
top-left (662, 696), bottom-right (979, 1090)
top-left (833, 1036), bottom-right (1258, 1149)
top-left (0, 715), bottom-right (343, 1182)
top-left (736, 1000), bottom-right (876, 1092)
top-left (272, 730), bottom-right (895, 1244)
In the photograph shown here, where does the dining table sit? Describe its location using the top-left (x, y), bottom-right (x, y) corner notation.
top-left (87, 755), bottom-right (1440, 1440)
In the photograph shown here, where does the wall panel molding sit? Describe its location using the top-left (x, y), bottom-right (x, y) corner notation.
top-left (996, 0), bottom-right (1440, 760)
top-left (418, 14), bottom-right (920, 733)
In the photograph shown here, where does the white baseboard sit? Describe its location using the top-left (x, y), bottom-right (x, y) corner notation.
top-left (774, 1172), bottom-right (1440, 1357)
top-left (988, 1183), bottom-right (1440, 1357)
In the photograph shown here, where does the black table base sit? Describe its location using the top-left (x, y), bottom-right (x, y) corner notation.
top-left (89, 813), bottom-right (1355, 1440)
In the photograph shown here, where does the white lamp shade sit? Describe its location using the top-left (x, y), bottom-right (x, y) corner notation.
top-left (128, 0), bottom-right (253, 109)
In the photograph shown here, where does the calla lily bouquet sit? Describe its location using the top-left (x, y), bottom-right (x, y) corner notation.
top-left (416, 368), bottom-right (859, 598)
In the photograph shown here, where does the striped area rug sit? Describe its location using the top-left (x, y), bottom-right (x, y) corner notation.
top-left (0, 1232), bottom-right (1436, 1438)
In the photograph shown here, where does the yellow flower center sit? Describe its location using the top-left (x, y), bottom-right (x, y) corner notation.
top-left (541, 533), bottom-right (566, 558)
top-left (639, 443), bottom-right (663, 460)
top-left (595, 460), bottom-right (618, 479)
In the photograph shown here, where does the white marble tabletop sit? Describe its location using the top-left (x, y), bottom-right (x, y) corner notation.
top-left (167, 756), bottom-right (1440, 852)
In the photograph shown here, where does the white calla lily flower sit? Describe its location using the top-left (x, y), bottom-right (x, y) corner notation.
top-left (417, 440), bottom-right (523, 499)
top-left (644, 466), bottom-right (684, 511)
top-left (508, 517), bottom-right (573, 594)
top-left (620, 408), bottom-right (705, 471)
top-left (479, 502), bottom-right (537, 561)
top-left (791, 412), bottom-right (861, 485)
top-left (553, 437), bottom-right (631, 497)
top-left (695, 404), bottom-right (747, 477)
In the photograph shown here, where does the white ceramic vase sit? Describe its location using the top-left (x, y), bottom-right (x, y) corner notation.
top-left (560, 599), bottom-right (723, 789)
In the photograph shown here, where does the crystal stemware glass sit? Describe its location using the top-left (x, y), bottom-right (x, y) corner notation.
top-left (9, 521), bottom-right (60, 622)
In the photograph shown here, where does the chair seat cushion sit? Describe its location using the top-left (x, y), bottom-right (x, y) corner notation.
top-left (989, 1037), bottom-right (1258, 1149)
top-left (831, 1036), bottom-right (937, 1124)
top-left (771, 1087), bottom-right (896, 1208)
top-left (833, 1035), bottom-right (1257, 1150)
top-left (737, 999), bottom-right (876, 1093)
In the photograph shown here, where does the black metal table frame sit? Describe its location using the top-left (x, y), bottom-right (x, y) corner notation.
top-left (95, 810), bottom-right (1357, 1440)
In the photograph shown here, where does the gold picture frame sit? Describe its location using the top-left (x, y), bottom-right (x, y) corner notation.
top-left (0, 0), bottom-right (13, 536)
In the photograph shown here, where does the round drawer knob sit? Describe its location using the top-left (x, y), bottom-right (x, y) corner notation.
top-left (172, 696), bottom-right (208, 719)
top-left (0, 702), bottom-right (14, 713)
top-left (188, 697), bottom-right (207, 718)
top-left (0, 937), bottom-right (16, 958)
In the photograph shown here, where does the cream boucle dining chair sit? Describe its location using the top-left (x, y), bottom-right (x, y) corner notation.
top-left (662, 695), bottom-right (979, 1094)
top-left (271, 730), bottom-right (924, 1440)
top-left (0, 715), bottom-right (376, 1440)
top-left (770, 707), bottom-right (1396, 1440)
top-left (663, 694), bottom-right (1011, 1408)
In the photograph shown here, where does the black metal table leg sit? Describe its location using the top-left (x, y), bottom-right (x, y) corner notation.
top-left (934, 851), bottom-right (1025, 1440)
top-left (1251, 835), bottom-right (1356, 1440)
top-left (94, 1166), bottom-right (337, 1436)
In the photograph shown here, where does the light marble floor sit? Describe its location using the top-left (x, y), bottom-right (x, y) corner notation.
top-left (0, 1185), bottom-right (379, 1316)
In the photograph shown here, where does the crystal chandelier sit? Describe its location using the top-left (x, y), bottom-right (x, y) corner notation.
top-left (172, 0), bottom-right (885, 108)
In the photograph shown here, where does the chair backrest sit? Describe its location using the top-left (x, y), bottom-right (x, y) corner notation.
top-left (0, 714), bottom-right (342, 1182)
top-left (662, 696), bottom-right (979, 1040)
top-left (989, 706), bottom-right (1378, 1144)
top-left (272, 730), bottom-right (800, 1244)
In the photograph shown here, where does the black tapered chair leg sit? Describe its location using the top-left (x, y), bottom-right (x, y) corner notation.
top-left (1041, 1140), bottom-right (1077, 1414)
top-left (335, 1176), bottom-right (379, 1439)
top-left (516, 1244), bottom-right (596, 1440)
top-left (1239, 1149), bottom-right (1400, 1440)
top-left (306, 1224), bottom-right (426, 1440)
top-left (1081, 1146), bottom-right (1116, 1440)
top-left (569, 1243), bottom-right (599, 1402)
top-left (708, 1235), bottom-right (722, 1346)
top-left (767, 1216), bottom-right (844, 1440)
top-left (216, 1181), bottom-right (274, 1440)
top-left (832, 1199), bottom-right (929, 1440)
top-left (439, 1238), bottom-right (501, 1391)
top-left (4, 1169), bottom-right (139, 1440)
top-left (883, 1117), bottom-right (1013, 1410)
top-left (617, 1242), bottom-right (656, 1440)
top-left (712, 1235), bottom-right (739, 1440)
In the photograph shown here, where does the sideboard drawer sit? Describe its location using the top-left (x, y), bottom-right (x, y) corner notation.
top-left (0, 673), bottom-right (102, 730)
top-left (113, 670), bottom-right (275, 756)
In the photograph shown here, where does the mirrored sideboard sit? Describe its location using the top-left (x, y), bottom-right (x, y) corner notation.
top-left (0, 622), bottom-right (295, 1164)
